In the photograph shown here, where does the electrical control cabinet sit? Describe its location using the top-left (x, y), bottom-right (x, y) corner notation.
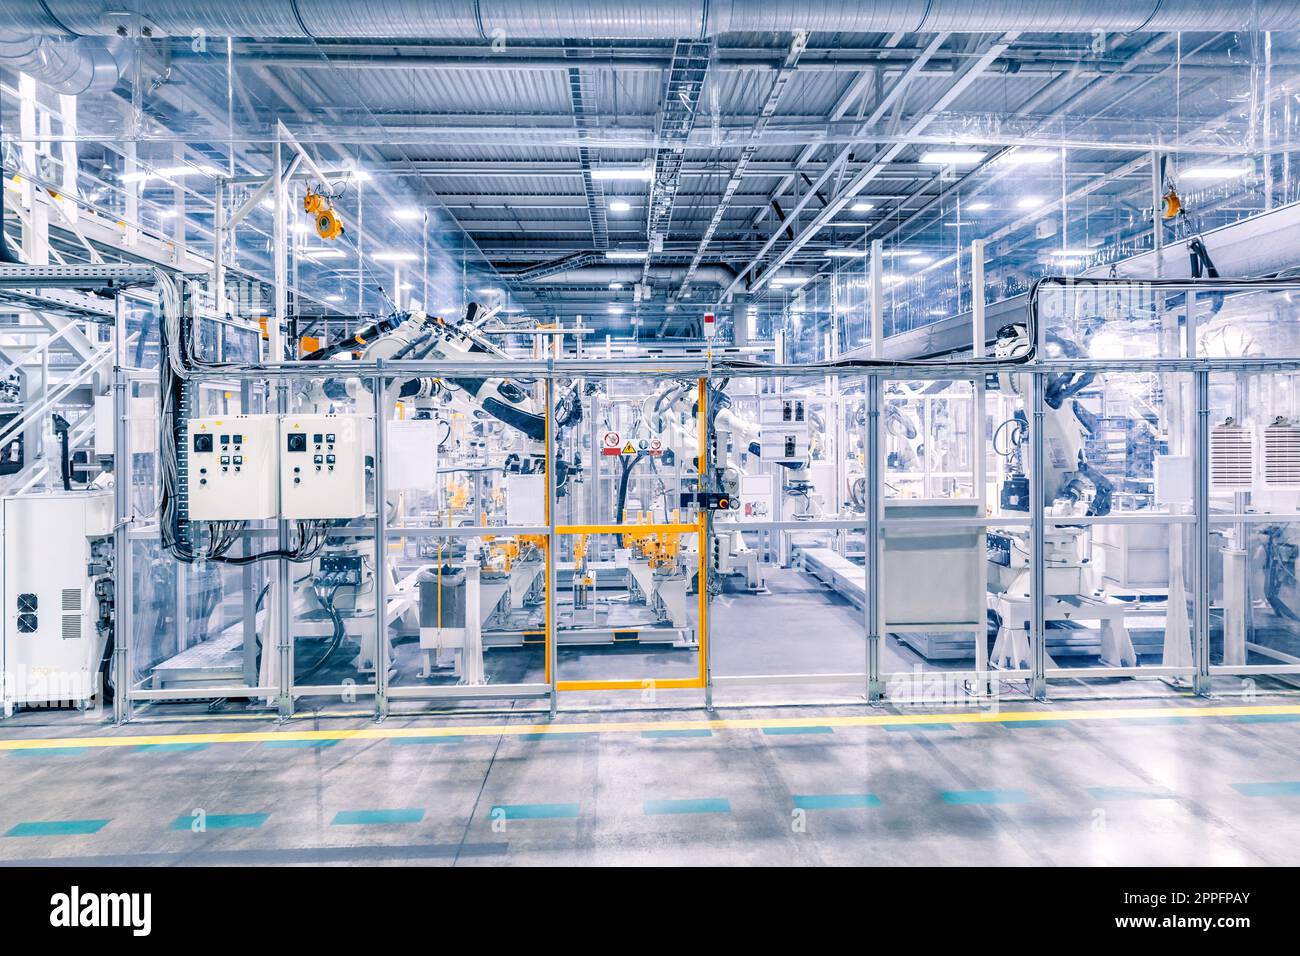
top-left (2, 493), bottom-right (114, 709)
top-left (759, 398), bottom-right (810, 464)
top-left (187, 415), bottom-right (279, 520)
top-left (280, 414), bottom-right (369, 519)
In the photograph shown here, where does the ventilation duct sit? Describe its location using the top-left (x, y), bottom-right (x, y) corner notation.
top-left (6, 1), bottom-right (1300, 39)
top-left (0, 32), bottom-right (126, 95)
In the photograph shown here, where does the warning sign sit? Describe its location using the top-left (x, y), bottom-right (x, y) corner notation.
top-left (602, 431), bottom-right (622, 456)
top-left (649, 438), bottom-right (663, 456)
top-left (621, 442), bottom-right (636, 456)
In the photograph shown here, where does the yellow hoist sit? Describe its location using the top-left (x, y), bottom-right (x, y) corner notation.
top-left (304, 186), bottom-right (344, 241)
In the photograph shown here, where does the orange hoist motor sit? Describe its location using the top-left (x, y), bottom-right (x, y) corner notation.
top-left (304, 187), bottom-right (344, 240)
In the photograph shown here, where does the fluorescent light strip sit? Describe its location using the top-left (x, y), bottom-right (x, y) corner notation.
top-left (920, 150), bottom-right (986, 165)
top-left (591, 167), bottom-right (653, 181)
top-left (1181, 165), bottom-right (1251, 181)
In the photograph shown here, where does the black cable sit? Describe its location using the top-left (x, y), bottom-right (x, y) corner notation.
top-left (614, 451), bottom-right (647, 547)
top-left (296, 585), bottom-right (346, 682)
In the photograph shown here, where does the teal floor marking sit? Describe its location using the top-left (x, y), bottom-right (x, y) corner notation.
top-left (884, 723), bottom-right (954, 732)
top-left (1232, 781), bottom-right (1300, 797)
top-left (332, 809), bottom-right (425, 826)
top-left (644, 798), bottom-right (731, 815)
top-left (390, 736), bottom-right (465, 745)
top-left (6, 819), bottom-right (109, 837)
top-left (1234, 713), bottom-right (1300, 724)
top-left (10, 747), bottom-right (89, 757)
top-left (171, 812), bottom-right (268, 831)
top-left (1122, 716), bottom-right (1189, 726)
top-left (793, 793), bottom-right (882, 810)
top-left (262, 739), bottom-right (340, 749)
top-left (490, 803), bottom-right (579, 820)
top-left (518, 733), bottom-right (593, 742)
top-left (1087, 786), bottom-right (1175, 802)
top-left (136, 742), bottom-right (210, 753)
top-left (942, 789), bottom-right (1029, 806)
top-left (1000, 720), bottom-right (1063, 729)
top-left (762, 726), bottom-right (832, 736)
top-left (642, 729), bottom-right (713, 739)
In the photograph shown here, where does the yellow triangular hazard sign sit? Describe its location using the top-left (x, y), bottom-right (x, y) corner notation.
top-left (622, 442), bottom-right (636, 455)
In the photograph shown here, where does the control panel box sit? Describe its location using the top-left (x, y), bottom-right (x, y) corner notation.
top-left (280, 414), bottom-right (369, 519)
top-left (759, 398), bottom-right (810, 464)
top-left (187, 415), bottom-right (279, 520)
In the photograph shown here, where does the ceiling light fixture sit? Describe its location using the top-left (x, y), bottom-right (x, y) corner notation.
top-left (966, 201), bottom-right (992, 211)
top-left (372, 251), bottom-right (418, 262)
top-left (591, 165), bottom-right (653, 181)
top-left (850, 201), bottom-right (874, 212)
top-left (609, 199), bottom-right (632, 213)
top-left (605, 250), bottom-right (648, 261)
top-left (1016, 196), bottom-right (1045, 209)
top-left (1181, 165), bottom-right (1251, 181)
top-left (920, 149), bottom-right (986, 165)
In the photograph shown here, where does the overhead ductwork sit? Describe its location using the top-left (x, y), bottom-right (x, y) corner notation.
top-left (524, 263), bottom-right (737, 286)
top-left (0, 32), bottom-right (128, 95)
top-left (5, 1), bottom-right (1300, 39)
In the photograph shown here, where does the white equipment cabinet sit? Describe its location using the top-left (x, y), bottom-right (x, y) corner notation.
top-left (2, 492), bottom-right (113, 711)
top-left (187, 415), bottom-right (279, 520)
top-left (280, 414), bottom-right (369, 519)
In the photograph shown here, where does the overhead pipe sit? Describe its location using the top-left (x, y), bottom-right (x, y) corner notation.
top-left (7, 1), bottom-right (1300, 39)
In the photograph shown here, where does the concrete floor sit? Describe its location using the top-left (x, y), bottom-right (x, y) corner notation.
top-left (1, 696), bottom-right (1298, 866)
top-left (3, 567), bottom-right (1296, 866)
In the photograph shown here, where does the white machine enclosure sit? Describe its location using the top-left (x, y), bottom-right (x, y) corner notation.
top-left (187, 415), bottom-right (279, 520)
top-left (280, 414), bottom-right (369, 519)
top-left (2, 493), bottom-right (113, 709)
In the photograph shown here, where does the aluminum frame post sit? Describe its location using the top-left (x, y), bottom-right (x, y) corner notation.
top-left (545, 370), bottom-right (559, 717)
top-left (865, 372), bottom-right (884, 701)
top-left (702, 376), bottom-right (714, 712)
top-left (1193, 368), bottom-right (1213, 696)
top-left (111, 291), bottom-right (132, 724)
top-left (272, 135), bottom-right (294, 719)
top-left (970, 239), bottom-right (991, 697)
top-left (373, 371), bottom-right (390, 719)
top-left (1029, 371), bottom-right (1047, 700)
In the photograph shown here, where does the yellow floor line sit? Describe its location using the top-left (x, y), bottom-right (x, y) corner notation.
top-left (0, 702), bottom-right (1297, 752)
